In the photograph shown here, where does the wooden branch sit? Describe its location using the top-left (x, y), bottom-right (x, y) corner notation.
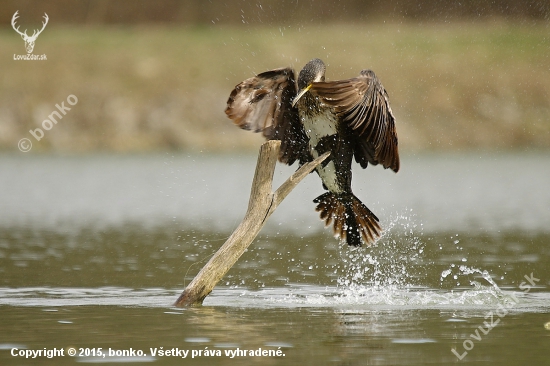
top-left (174, 140), bottom-right (330, 307)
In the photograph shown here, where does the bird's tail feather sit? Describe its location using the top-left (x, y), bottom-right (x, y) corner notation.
top-left (313, 192), bottom-right (381, 247)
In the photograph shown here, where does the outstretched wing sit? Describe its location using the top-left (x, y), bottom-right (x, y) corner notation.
top-left (311, 69), bottom-right (399, 172)
top-left (225, 67), bottom-right (309, 165)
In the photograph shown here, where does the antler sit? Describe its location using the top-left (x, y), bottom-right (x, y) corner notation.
top-left (11, 11), bottom-right (49, 40)
top-left (11, 10), bottom-right (28, 38)
top-left (31, 13), bottom-right (49, 39)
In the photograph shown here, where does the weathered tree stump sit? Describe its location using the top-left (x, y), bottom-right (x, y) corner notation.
top-left (174, 140), bottom-right (330, 307)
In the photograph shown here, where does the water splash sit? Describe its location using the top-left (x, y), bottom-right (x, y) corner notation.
top-left (335, 210), bottom-right (426, 290)
top-left (440, 264), bottom-right (502, 293)
top-left (325, 209), bottom-right (506, 307)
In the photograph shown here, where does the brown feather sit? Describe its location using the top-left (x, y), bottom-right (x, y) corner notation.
top-left (314, 192), bottom-right (381, 247)
top-left (225, 68), bottom-right (310, 165)
top-left (311, 69), bottom-right (400, 173)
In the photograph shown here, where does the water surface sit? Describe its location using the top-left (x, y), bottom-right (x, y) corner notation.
top-left (0, 153), bottom-right (549, 365)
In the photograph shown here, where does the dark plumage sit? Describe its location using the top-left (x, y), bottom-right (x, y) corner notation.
top-left (225, 58), bottom-right (399, 246)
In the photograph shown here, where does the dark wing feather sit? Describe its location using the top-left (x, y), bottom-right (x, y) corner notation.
top-left (311, 69), bottom-right (399, 172)
top-left (225, 68), bottom-right (309, 165)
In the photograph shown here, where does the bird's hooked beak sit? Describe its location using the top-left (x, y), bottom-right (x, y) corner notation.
top-left (291, 84), bottom-right (312, 108)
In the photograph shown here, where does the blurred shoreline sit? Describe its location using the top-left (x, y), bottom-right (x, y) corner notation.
top-left (1, 21), bottom-right (549, 154)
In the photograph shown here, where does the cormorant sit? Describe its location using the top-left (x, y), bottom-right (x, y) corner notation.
top-left (225, 58), bottom-right (399, 246)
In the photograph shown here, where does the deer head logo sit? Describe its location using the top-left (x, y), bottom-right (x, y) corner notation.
top-left (11, 10), bottom-right (49, 54)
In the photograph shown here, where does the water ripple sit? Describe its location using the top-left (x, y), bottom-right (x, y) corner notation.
top-left (1, 286), bottom-right (548, 313)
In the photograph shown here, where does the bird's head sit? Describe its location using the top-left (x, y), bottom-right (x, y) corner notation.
top-left (292, 58), bottom-right (326, 107)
